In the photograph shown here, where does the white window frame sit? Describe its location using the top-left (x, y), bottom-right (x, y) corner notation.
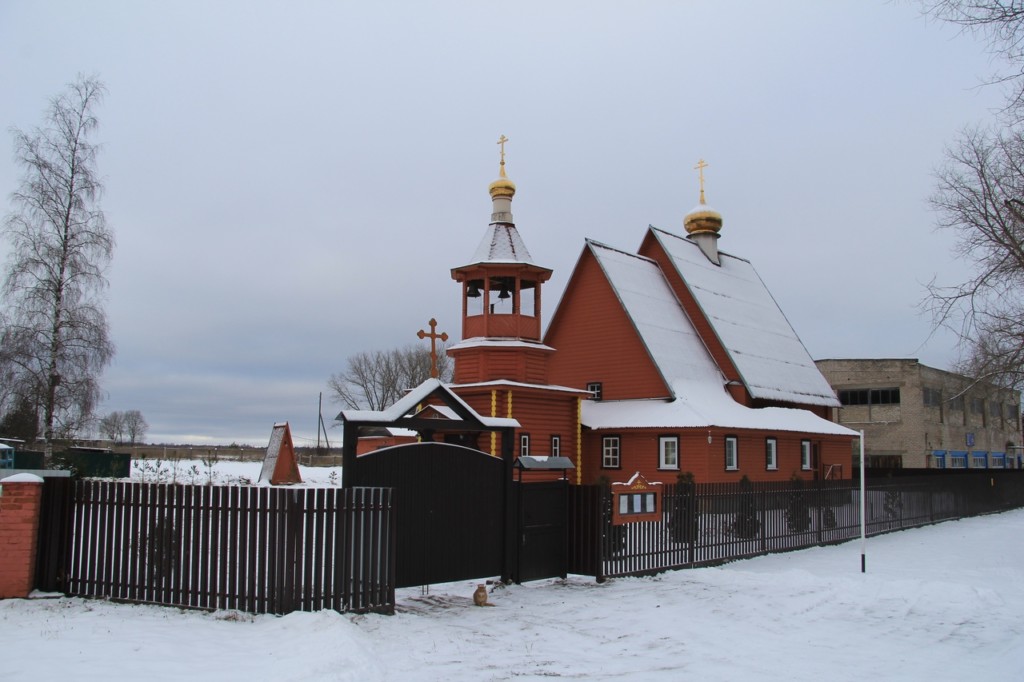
top-left (659, 436), bottom-right (679, 470)
top-left (800, 440), bottom-right (812, 471)
top-left (602, 436), bottom-right (620, 469)
top-left (551, 435), bottom-right (561, 457)
top-left (587, 382), bottom-right (603, 401)
top-left (725, 436), bottom-right (738, 471)
top-left (765, 437), bottom-right (777, 471)
top-left (520, 433), bottom-right (530, 457)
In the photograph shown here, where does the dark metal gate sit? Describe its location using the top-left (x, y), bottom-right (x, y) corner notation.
top-left (515, 480), bottom-right (568, 583)
top-left (351, 442), bottom-right (506, 588)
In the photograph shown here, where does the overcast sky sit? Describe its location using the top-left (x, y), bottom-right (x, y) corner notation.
top-left (0, 1), bottom-right (1008, 446)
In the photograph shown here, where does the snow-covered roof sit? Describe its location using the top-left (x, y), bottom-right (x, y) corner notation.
top-left (467, 223), bottom-right (535, 265)
top-left (582, 386), bottom-right (858, 437)
top-left (449, 338), bottom-right (555, 352)
top-left (452, 379), bottom-right (591, 395)
top-left (339, 378), bottom-right (520, 429)
top-left (588, 240), bottom-right (724, 393)
top-left (649, 227), bottom-right (840, 408)
top-left (586, 239), bottom-right (853, 436)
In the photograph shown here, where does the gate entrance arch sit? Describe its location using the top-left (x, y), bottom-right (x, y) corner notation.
top-left (340, 379), bottom-right (518, 587)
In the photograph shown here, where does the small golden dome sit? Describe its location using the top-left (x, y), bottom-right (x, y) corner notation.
top-left (488, 176), bottom-right (516, 199)
top-left (684, 204), bottom-right (723, 234)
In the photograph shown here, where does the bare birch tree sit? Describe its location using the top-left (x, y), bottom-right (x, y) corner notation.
top-left (1, 75), bottom-right (115, 460)
top-left (328, 343), bottom-right (452, 411)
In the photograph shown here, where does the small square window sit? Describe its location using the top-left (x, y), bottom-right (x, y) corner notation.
top-left (725, 436), bottom-right (738, 471)
top-left (587, 382), bottom-right (603, 401)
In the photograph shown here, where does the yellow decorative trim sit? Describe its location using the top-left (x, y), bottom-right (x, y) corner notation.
top-left (490, 390), bottom-right (497, 457)
top-left (576, 397), bottom-right (582, 485)
top-left (506, 390), bottom-right (513, 418)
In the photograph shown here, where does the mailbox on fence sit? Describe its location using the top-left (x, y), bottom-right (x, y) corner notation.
top-left (611, 472), bottom-right (662, 525)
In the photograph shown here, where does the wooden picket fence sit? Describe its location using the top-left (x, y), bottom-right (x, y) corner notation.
top-left (38, 481), bottom-right (395, 614)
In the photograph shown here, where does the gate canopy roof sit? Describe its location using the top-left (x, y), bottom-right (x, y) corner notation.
top-left (338, 378), bottom-right (520, 433)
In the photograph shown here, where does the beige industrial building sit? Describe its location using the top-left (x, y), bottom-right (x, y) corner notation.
top-left (815, 359), bottom-right (1021, 469)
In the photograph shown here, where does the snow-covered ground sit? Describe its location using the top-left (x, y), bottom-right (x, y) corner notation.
top-left (3, 508), bottom-right (1023, 681)
top-left (128, 457), bottom-right (343, 487)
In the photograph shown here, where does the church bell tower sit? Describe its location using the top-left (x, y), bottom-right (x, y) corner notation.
top-left (448, 136), bottom-right (555, 385)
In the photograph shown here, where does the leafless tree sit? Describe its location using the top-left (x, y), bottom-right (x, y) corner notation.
top-left (122, 409), bottom-right (148, 444)
top-left (928, 126), bottom-right (1024, 388)
top-left (98, 411), bottom-right (125, 443)
top-left (919, 1), bottom-right (1024, 116)
top-left (328, 342), bottom-right (453, 411)
top-left (1, 75), bottom-right (115, 461)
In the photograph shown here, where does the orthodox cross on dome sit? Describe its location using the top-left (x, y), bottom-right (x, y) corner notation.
top-left (417, 318), bottom-right (449, 379)
top-left (497, 134), bottom-right (509, 178)
top-left (694, 158), bottom-right (709, 204)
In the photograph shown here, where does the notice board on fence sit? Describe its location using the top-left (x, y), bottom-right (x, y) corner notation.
top-left (259, 422), bottom-right (302, 485)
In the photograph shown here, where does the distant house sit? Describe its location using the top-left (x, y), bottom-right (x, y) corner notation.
top-left (815, 358), bottom-right (1022, 469)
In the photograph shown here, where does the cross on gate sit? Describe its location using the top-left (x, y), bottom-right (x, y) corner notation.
top-left (417, 318), bottom-right (449, 379)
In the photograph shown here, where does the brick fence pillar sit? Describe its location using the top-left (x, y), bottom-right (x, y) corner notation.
top-left (0, 473), bottom-right (45, 599)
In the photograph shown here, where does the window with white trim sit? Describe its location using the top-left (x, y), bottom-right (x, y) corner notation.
top-left (800, 440), bottom-right (812, 470)
top-left (725, 436), bottom-right (738, 471)
top-left (765, 438), bottom-right (777, 470)
top-left (602, 436), bottom-right (620, 468)
top-left (551, 435), bottom-right (561, 457)
top-left (520, 433), bottom-right (530, 457)
top-left (587, 382), bottom-right (603, 401)
top-left (659, 436), bottom-right (679, 470)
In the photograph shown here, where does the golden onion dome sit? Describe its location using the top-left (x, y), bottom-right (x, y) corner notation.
top-left (684, 203), bottom-right (723, 234)
top-left (488, 176), bottom-right (517, 199)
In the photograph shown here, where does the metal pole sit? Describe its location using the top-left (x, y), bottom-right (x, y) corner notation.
top-left (859, 429), bottom-right (866, 573)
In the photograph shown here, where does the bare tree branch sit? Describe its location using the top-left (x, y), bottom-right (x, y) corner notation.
top-left (328, 342), bottom-right (453, 411)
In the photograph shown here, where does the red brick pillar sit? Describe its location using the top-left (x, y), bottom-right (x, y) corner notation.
top-left (0, 474), bottom-right (44, 599)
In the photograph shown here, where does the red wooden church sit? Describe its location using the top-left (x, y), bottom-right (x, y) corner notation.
top-left (351, 143), bottom-right (857, 486)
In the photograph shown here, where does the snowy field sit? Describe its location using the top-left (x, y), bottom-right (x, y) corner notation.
top-left (128, 457), bottom-right (344, 486)
top-left (2, 509), bottom-right (1023, 681)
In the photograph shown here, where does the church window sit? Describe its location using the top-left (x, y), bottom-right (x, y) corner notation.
top-left (659, 436), bottom-right (679, 470)
top-left (800, 440), bottom-right (812, 470)
top-left (602, 436), bottom-right (620, 469)
top-left (550, 435), bottom-right (561, 457)
top-left (520, 433), bottom-right (530, 457)
top-left (725, 436), bottom-right (738, 471)
top-left (587, 382), bottom-right (603, 401)
top-left (765, 438), bottom-right (777, 470)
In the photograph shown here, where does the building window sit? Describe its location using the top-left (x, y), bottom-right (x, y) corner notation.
top-left (550, 435), bottom-right (561, 457)
top-left (520, 433), bottom-right (530, 457)
top-left (725, 436), bottom-right (738, 471)
top-left (990, 401), bottom-right (1002, 418)
top-left (838, 388), bottom-right (900, 406)
top-left (765, 438), bottom-right (777, 470)
top-left (971, 397), bottom-right (984, 414)
top-left (602, 436), bottom-right (620, 469)
top-left (619, 492), bottom-right (656, 515)
top-left (801, 440), bottom-right (811, 470)
top-left (923, 387), bottom-right (942, 407)
top-left (659, 436), bottom-right (679, 470)
top-left (587, 382), bottom-right (603, 401)
top-left (950, 395), bottom-right (965, 411)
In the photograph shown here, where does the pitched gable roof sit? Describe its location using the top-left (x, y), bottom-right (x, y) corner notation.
top-left (647, 227), bottom-right (840, 408)
top-left (587, 239), bottom-right (724, 393)
top-left (467, 224), bottom-right (535, 264)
